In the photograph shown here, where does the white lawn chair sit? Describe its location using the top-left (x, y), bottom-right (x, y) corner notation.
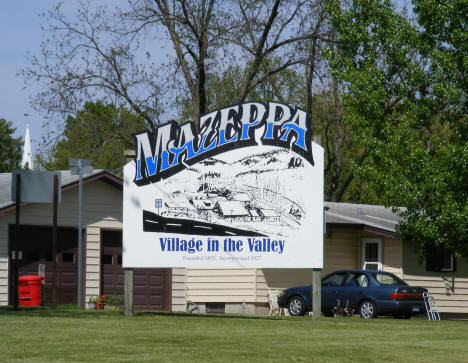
top-left (268, 288), bottom-right (287, 316)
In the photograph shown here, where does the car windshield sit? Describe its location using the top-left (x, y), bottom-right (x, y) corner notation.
top-left (372, 272), bottom-right (408, 286)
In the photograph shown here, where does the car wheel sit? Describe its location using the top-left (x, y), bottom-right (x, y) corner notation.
top-left (288, 296), bottom-right (306, 316)
top-left (359, 300), bottom-right (377, 319)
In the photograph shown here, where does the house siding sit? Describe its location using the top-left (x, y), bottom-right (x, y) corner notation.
top-left (171, 268), bottom-right (187, 312)
top-left (0, 223), bottom-right (8, 305)
top-left (185, 268), bottom-right (256, 303)
top-left (325, 230), bottom-right (360, 274)
top-left (382, 236), bottom-right (402, 276)
top-left (402, 240), bottom-right (468, 313)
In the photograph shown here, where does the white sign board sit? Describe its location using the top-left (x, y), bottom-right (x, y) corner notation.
top-left (123, 102), bottom-right (324, 268)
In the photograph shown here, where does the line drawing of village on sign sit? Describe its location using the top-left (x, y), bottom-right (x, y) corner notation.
top-left (142, 147), bottom-right (306, 239)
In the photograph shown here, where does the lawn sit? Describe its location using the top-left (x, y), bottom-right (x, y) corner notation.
top-left (1, 307), bottom-right (467, 362)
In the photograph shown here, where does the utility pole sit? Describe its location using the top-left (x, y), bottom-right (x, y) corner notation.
top-left (69, 158), bottom-right (93, 307)
top-left (13, 174), bottom-right (21, 309)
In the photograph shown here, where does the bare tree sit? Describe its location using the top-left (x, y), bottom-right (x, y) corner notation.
top-left (23, 0), bottom-right (366, 203)
top-left (23, 0), bottom-right (337, 132)
top-left (22, 1), bottom-right (166, 136)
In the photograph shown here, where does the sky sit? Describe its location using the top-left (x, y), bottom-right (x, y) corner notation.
top-left (1, 0), bottom-right (413, 159)
top-left (0, 1), bottom-right (59, 151)
top-left (0, 0), bottom-right (169, 157)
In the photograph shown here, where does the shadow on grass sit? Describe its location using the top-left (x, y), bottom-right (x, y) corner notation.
top-left (0, 305), bottom-right (121, 319)
top-left (4, 306), bottom-right (434, 323)
top-left (134, 310), bottom-right (311, 321)
top-left (0, 305), bottom-right (306, 321)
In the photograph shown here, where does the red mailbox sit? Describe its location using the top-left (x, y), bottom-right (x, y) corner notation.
top-left (18, 275), bottom-right (44, 306)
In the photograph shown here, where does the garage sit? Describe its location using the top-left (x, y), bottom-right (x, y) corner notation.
top-left (8, 225), bottom-right (79, 305)
top-left (101, 229), bottom-right (171, 311)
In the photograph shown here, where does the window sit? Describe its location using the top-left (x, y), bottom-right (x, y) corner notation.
top-left (362, 238), bottom-right (382, 270)
top-left (322, 272), bottom-right (346, 287)
top-left (62, 252), bottom-right (74, 263)
top-left (11, 250), bottom-right (23, 260)
top-left (206, 303), bottom-right (225, 313)
top-left (102, 254), bottom-right (113, 265)
top-left (426, 246), bottom-right (456, 272)
top-left (45, 251), bottom-right (52, 262)
top-left (372, 272), bottom-right (407, 286)
top-left (343, 273), bottom-right (369, 288)
top-left (28, 251), bottom-right (39, 262)
top-left (356, 274), bottom-right (369, 287)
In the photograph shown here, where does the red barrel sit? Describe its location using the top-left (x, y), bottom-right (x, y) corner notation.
top-left (18, 275), bottom-right (44, 306)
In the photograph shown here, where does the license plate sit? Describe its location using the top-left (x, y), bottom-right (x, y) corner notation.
top-left (412, 306), bottom-right (420, 312)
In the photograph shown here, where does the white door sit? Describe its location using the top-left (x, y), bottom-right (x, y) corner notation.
top-left (362, 238), bottom-right (382, 270)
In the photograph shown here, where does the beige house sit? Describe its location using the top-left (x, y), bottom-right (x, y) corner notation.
top-left (1, 171), bottom-right (466, 315)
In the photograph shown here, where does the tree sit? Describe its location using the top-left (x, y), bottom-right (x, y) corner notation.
top-left (27, 0), bottom-right (380, 203)
top-left (0, 118), bottom-right (22, 172)
top-left (179, 60), bottom-right (305, 120)
top-left (23, 0), bottom-right (391, 207)
top-left (309, 89), bottom-right (382, 204)
top-left (38, 101), bottom-right (147, 175)
top-left (23, 0), bottom-right (334, 132)
top-left (326, 0), bottom-right (467, 256)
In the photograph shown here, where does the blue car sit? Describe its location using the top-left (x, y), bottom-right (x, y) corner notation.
top-left (277, 270), bottom-right (427, 318)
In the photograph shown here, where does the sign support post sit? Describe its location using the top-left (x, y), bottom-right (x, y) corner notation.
top-left (124, 268), bottom-right (134, 316)
top-left (312, 268), bottom-right (321, 321)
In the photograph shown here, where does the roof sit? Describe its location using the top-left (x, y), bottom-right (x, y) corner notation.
top-left (325, 202), bottom-right (400, 236)
top-left (217, 201), bottom-right (248, 216)
top-left (0, 170), bottom-right (122, 213)
top-left (233, 193), bottom-right (251, 202)
top-left (261, 209), bottom-right (278, 218)
top-left (248, 209), bottom-right (260, 218)
top-left (192, 199), bottom-right (214, 210)
top-left (165, 200), bottom-right (193, 209)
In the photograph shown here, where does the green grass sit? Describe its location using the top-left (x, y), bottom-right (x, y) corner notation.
top-left (1, 307), bottom-right (467, 362)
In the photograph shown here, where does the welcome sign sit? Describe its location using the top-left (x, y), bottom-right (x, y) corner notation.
top-left (123, 101), bottom-right (323, 268)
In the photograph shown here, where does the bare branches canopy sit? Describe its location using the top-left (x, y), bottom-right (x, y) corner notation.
top-left (23, 0), bottom-right (333, 131)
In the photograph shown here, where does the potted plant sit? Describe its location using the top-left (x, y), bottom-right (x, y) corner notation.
top-left (88, 295), bottom-right (106, 309)
top-left (96, 295), bottom-right (107, 310)
top-left (87, 296), bottom-right (99, 309)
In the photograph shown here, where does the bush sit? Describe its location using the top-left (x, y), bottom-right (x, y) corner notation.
top-left (105, 295), bottom-right (124, 307)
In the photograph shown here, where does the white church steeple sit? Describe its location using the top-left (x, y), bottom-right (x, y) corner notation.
top-left (21, 124), bottom-right (33, 169)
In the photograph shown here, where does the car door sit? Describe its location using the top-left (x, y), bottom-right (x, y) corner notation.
top-left (321, 272), bottom-right (347, 313)
top-left (337, 272), bottom-right (370, 311)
